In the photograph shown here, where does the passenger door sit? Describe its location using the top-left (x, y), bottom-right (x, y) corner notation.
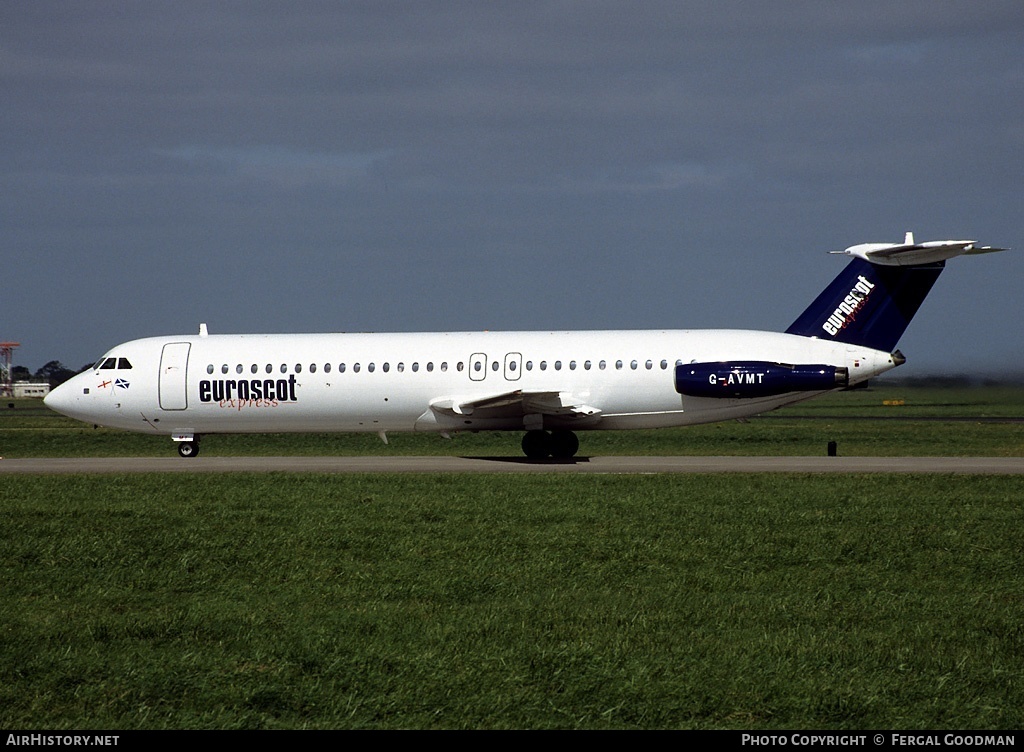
top-left (159, 342), bottom-right (191, 410)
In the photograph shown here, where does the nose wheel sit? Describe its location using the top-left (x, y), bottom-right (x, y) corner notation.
top-left (521, 430), bottom-right (579, 459)
top-left (176, 439), bottom-right (200, 458)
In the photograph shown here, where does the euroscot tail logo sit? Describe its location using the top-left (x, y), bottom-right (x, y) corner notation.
top-left (822, 275), bottom-right (875, 336)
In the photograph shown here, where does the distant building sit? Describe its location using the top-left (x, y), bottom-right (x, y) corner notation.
top-left (13, 381), bottom-right (50, 398)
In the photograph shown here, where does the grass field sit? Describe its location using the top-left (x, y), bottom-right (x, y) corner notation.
top-left (3, 383), bottom-right (1024, 458)
top-left (2, 473), bottom-right (1022, 730)
top-left (1, 385), bottom-right (1022, 729)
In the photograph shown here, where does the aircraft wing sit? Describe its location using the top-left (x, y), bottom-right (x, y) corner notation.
top-left (429, 390), bottom-right (601, 421)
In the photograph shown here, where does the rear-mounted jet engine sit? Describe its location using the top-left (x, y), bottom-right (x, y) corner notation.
top-left (675, 361), bottom-right (849, 399)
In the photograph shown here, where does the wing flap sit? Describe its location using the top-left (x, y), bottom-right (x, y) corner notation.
top-left (429, 390), bottom-right (601, 421)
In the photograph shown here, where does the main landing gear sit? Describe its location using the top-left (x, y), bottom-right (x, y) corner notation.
top-left (521, 429), bottom-right (580, 460)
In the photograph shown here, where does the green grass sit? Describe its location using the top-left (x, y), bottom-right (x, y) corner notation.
top-left (3, 384), bottom-right (1024, 457)
top-left (774, 383), bottom-right (1024, 418)
top-left (2, 473), bottom-right (1022, 729)
top-left (2, 385), bottom-right (1022, 728)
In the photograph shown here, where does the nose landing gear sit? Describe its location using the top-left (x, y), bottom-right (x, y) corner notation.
top-left (175, 436), bottom-right (200, 458)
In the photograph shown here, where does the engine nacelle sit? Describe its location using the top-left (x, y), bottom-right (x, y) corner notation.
top-left (675, 361), bottom-right (849, 399)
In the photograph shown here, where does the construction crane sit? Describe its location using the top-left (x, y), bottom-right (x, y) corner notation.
top-left (1, 342), bottom-right (20, 397)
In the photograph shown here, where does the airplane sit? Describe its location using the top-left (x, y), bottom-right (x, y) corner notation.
top-left (44, 233), bottom-right (1005, 459)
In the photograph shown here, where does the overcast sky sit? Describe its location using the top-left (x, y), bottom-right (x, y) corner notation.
top-left (4, 1), bottom-right (1022, 376)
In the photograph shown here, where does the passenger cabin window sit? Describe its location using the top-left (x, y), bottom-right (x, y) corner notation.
top-left (177, 355), bottom-right (702, 378)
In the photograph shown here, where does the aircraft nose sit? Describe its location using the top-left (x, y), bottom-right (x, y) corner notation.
top-left (44, 380), bottom-right (77, 417)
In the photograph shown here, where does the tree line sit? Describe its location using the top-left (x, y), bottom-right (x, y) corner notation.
top-left (11, 361), bottom-right (91, 387)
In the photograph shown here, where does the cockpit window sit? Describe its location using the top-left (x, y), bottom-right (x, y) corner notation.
top-left (95, 357), bottom-right (132, 370)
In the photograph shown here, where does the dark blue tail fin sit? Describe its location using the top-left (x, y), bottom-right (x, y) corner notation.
top-left (785, 258), bottom-right (944, 352)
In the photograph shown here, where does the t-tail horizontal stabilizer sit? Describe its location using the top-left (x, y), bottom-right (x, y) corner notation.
top-left (830, 231), bottom-right (1006, 267)
top-left (786, 233), bottom-right (1006, 353)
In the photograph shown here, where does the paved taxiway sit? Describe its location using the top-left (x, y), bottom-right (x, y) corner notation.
top-left (2, 456), bottom-right (1023, 474)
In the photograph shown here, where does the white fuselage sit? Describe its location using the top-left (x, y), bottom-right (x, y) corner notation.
top-left (45, 328), bottom-right (899, 438)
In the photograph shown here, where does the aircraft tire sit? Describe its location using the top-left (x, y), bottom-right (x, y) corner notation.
top-left (177, 441), bottom-right (199, 458)
top-left (549, 430), bottom-right (579, 459)
top-left (521, 430), bottom-right (551, 459)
